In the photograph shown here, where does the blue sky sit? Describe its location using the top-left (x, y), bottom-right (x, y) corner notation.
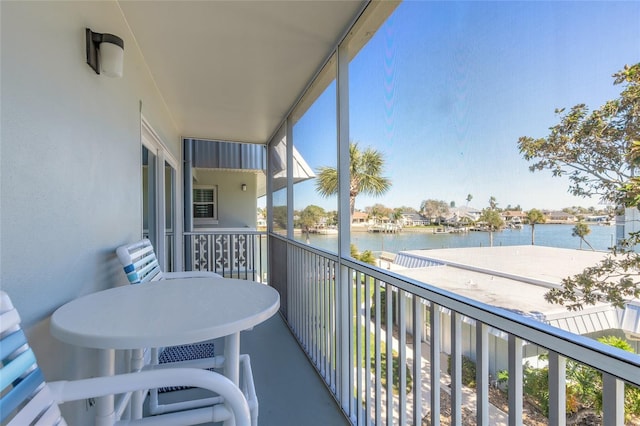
top-left (292, 1), bottom-right (640, 212)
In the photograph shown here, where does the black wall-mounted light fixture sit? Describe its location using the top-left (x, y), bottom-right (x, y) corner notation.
top-left (86, 28), bottom-right (124, 77)
top-left (241, 184), bottom-right (247, 192)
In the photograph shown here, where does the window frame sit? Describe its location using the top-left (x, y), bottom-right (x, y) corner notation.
top-left (193, 185), bottom-right (219, 226)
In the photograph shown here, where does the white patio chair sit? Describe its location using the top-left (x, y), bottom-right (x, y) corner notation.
top-left (0, 290), bottom-right (250, 426)
top-left (116, 238), bottom-right (222, 284)
top-left (116, 239), bottom-right (259, 424)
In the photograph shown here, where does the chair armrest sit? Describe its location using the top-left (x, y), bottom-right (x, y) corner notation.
top-left (47, 368), bottom-right (250, 426)
top-left (163, 271), bottom-right (222, 279)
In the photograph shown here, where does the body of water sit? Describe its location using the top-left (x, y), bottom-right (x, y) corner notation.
top-left (300, 224), bottom-right (618, 255)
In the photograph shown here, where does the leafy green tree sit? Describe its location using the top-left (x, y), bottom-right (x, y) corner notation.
top-left (518, 64), bottom-right (639, 207)
top-left (392, 208), bottom-right (404, 222)
top-left (366, 203), bottom-right (393, 222)
top-left (526, 208), bottom-right (546, 245)
top-left (479, 208), bottom-right (504, 247)
top-left (420, 199), bottom-right (449, 225)
top-left (572, 221), bottom-right (594, 250)
top-left (297, 205), bottom-right (325, 242)
top-left (272, 205), bottom-right (287, 230)
top-left (315, 142), bottom-right (391, 218)
top-left (518, 63), bottom-right (640, 310)
top-left (398, 206), bottom-right (417, 213)
top-left (326, 210), bottom-right (338, 226)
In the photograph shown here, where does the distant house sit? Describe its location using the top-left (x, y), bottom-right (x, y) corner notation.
top-left (544, 210), bottom-right (577, 223)
top-left (399, 212), bottom-right (429, 226)
top-left (447, 206), bottom-right (481, 223)
top-left (351, 211), bottom-right (369, 225)
top-left (501, 210), bottom-right (527, 221)
top-left (257, 212), bottom-right (267, 228)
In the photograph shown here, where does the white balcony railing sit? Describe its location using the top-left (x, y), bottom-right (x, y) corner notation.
top-left (276, 235), bottom-right (640, 426)
top-left (184, 230), bottom-right (267, 283)
top-left (183, 232), bottom-right (640, 424)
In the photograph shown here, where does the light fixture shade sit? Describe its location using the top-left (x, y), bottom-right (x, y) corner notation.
top-left (99, 41), bottom-right (124, 77)
top-left (86, 28), bottom-right (124, 78)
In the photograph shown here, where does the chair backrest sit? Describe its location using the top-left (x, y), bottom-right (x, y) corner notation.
top-left (116, 239), bottom-right (164, 284)
top-left (0, 291), bottom-right (68, 426)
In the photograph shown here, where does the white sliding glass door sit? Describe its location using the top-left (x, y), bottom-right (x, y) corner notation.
top-left (141, 119), bottom-right (180, 272)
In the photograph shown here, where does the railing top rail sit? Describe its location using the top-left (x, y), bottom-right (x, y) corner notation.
top-left (184, 230), bottom-right (266, 236)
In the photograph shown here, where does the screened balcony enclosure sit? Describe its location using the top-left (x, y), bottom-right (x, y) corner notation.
top-left (3, 1), bottom-right (640, 426)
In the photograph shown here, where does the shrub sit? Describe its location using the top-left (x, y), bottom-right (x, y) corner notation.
top-left (523, 362), bottom-right (550, 416)
top-left (447, 355), bottom-right (477, 388)
top-left (374, 348), bottom-right (413, 395)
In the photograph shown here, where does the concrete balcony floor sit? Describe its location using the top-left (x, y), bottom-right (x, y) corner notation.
top-left (151, 314), bottom-right (350, 426)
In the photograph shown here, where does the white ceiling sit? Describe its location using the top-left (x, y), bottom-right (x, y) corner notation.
top-left (118, 1), bottom-right (367, 144)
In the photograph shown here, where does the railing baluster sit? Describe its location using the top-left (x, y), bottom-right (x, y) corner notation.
top-left (304, 250), bottom-right (310, 352)
top-left (317, 252), bottom-right (321, 364)
top-left (298, 251), bottom-right (309, 351)
top-left (413, 297), bottom-right (423, 425)
top-left (320, 255), bottom-right (327, 378)
top-left (548, 351), bottom-right (566, 426)
top-left (602, 373), bottom-right (624, 425)
top-left (508, 334), bottom-right (523, 426)
top-left (290, 245), bottom-right (296, 336)
top-left (399, 289), bottom-right (407, 425)
top-left (364, 273), bottom-right (372, 424)
top-left (476, 321), bottom-right (489, 425)
top-left (374, 279), bottom-right (382, 425)
top-left (429, 301), bottom-right (439, 426)
top-left (313, 254), bottom-right (318, 364)
top-left (296, 247), bottom-right (302, 340)
top-left (330, 260), bottom-right (337, 393)
top-left (289, 245), bottom-right (295, 336)
top-left (356, 270), bottom-right (363, 425)
top-left (339, 264), bottom-right (351, 417)
top-left (451, 312), bottom-right (462, 426)
top-left (385, 283), bottom-right (393, 426)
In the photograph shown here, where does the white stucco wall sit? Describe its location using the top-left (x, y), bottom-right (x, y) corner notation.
top-left (1, 2), bottom-right (180, 422)
top-left (194, 169), bottom-right (258, 228)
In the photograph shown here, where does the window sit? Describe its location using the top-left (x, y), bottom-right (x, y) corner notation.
top-left (193, 185), bottom-right (218, 225)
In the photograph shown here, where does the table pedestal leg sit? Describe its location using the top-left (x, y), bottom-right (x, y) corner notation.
top-left (130, 348), bottom-right (145, 419)
top-left (223, 333), bottom-right (240, 426)
top-left (96, 349), bottom-right (116, 426)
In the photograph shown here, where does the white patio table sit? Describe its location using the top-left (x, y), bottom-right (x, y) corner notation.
top-left (50, 277), bottom-right (280, 426)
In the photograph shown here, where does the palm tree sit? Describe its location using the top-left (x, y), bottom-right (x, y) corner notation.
top-left (489, 196), bottom-right (498, 211)
top-left (526, 208), bottom-right (546, 245)
top-left (315, 142), bottom-right (391, 218)
top-left (572, 221), bottom-right (594, 250)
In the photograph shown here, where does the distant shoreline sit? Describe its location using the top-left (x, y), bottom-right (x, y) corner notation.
top-left (292, 222), bottom-right (613, 235)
